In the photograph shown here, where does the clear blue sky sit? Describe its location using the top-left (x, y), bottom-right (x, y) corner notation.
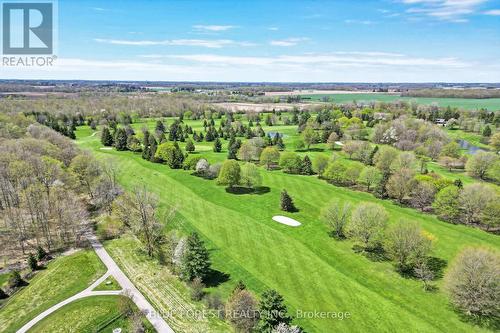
top-left (4, 0), bottom-right (500, 82)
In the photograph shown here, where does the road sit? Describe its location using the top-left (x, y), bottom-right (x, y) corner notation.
top-left (16, 235), bottom-right (174, 333)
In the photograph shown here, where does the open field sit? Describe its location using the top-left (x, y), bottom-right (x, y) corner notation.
top-left (294, 93), bottom-right (500, 110)
top-left (30, 295), bottom-right (154, 333)
top-left (213, 102), bottom-right (322, 112)
top-left (0, 250), bottom-right (105, 333)
top-left (76, 120), bottom-right (500, 333)
top-left (264, 90), bottom-right (395, 96)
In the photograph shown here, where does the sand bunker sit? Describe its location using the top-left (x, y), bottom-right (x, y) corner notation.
top-left (100, 147), bottom-right (113, 150)
top-left (272, 216), bottom-right (301, 227)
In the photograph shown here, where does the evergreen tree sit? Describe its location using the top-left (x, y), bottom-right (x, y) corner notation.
top-left (368, 145), bottom-right (379, 166)
top-left (454, 178), bottom-right (463, 189)
top-left (168, 120), bottom-right (184, 141)
top-left (301, 155), bottom-right (313, 175)
top-left (149, 135), bottom-right (158, 162)
top-left (155, 120), bottom-right (165, 136)
top-left (158, 132), bottom-right (167, 144)
top-left (276, 135), bottom-right (285, 150)
top-left (227, 138), bottom-right (241, 160)
top-left (28, 253), bottom-right (38, 271)
top-left (8, 271), bottom-right (23, 289)
top-left (258, 290), bottom-right (292, 333)
top-left (482, 125), bottom-right (492, 137)
top-left (213, 138), bottom-right (222, 152)
top-left (181, 232), bottom-right (211, 281)
top-left (36, 246), bottom-right (47, 261)
top-left (185, 139), bottom-right (195, 153)
top-left (114, 128), bottom-right (128, 151)
top-left (374, 172), bottom-right (390, 199)
top-left (101, 127), bottom-right (114, 146)
top-left (280, 190), bottom-right (296, 212)
top-left (205, 127), bottom-right (214, 141)
top-left (0, 288), bottom-right (7, 299)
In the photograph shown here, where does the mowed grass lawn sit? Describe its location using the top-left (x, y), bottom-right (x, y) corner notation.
top-left (0, 250), bottom-right (105, 333)
top-left (76, 124), bottom-right (500, 333)
top-left (30, 295), bottom-right (154, 333)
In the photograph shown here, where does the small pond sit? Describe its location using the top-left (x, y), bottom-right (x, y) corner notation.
top-left (457, 139), bottom-right (485, 155)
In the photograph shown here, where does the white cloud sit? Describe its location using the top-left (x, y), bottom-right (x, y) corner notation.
top-left (269, 37), bottom-right (309, 47)
top-left (192, 25), bottom-right (235, 31)
top-left (401, 0), bottom-right (488, 21)
top-left (268, 27), bottom-right (279, 31)
top-left (94, 38), bottom-right (253, 48)
top-left (155, 52), bottom-right (469, 68)
top-left (3, 56), bottom-right (497, 82)
top-left (484, 9), bottom-right (500, 15)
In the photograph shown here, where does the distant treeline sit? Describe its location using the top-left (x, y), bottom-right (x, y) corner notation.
top-left (402, 89), bottom-right (500, 99)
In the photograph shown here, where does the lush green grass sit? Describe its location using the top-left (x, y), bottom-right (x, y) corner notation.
top-left (0, 250), bottom-right (106, 333)
top-left (94, 276), bottom-right (122, 291)
top-left (298, 93), bottom-right (500, 110)
top-left (446, 129), bottom-right (491, 150)
top-left (105, 236), bottom-right (231, 333)
top-left (0, 273), bottom-right (8, 288)
top-left (30, 295), bottom-right (154, 333)
top-left (76, 124), bottom-right (500, 333)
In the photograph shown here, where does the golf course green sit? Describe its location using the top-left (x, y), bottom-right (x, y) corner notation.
top-left (75, 120), bottom-right (499, 333)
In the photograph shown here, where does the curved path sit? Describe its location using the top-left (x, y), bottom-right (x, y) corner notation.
top-left (17, 235), bottom-right (174, 333)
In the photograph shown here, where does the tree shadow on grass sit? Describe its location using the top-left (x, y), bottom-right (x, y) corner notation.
top-left (455, 309), bottom-right (500, 331)
top-left (203, 269), bottom-right (230, 288)
top-left (352, 244), bottom-right (389, 262)
top-left (327, 231), bottom-right (347, 240)
top-left (225, 186), bottom-right (270, 195)
top-left (427, 256), bottom-right (447, 280)
top-left (396, 256), bottom-right (447, 280)
top-left (307, 147), bottom-right (325, 152)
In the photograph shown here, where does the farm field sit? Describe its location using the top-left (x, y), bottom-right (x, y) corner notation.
top-left (30, 295), bottom-right (154, 333)
top-left (0, 250), bottom-right (106, 333)
top-left (76, 120), bottom-right (500, 333)
top-left (297, 93), bottom-right (500, 110)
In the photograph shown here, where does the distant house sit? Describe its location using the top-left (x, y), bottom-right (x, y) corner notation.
top-left (435, 118), bottom-right (446, 126)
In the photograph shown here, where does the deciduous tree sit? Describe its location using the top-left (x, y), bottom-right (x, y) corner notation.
top-left (348, 203), bottom-right (388, 249)
top-left (445, 247), bottom-right (499, 320)
top-left (217, 160), bottom-right (241, 188)
top-left (321, 201), bottom-right (350, 239)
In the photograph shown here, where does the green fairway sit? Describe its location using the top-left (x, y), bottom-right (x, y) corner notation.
top-left (0, 250), bottom-right (106, 333)
top-left (76, 124), bottom-right (500, 333)
top-left (298, 93), bottom-right (500, 110)
top-left (30, 295), bottom-right (154, 333)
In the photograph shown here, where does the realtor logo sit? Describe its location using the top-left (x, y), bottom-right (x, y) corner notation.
top-left (2, 1), bottom-right (54, 54)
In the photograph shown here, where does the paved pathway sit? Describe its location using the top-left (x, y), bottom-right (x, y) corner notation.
top-left (17, 235), bottom-right (174, 333)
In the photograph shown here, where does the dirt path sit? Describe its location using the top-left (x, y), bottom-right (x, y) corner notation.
top-left (16, 235), bottom-right (174, 333)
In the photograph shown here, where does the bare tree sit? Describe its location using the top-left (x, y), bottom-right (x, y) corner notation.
top-left (445, 247), bottom-right (499, 319)
top-left (114, 186), bottom-right (175, 257)
top-left (321, 201), bottom-right (350, 239)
